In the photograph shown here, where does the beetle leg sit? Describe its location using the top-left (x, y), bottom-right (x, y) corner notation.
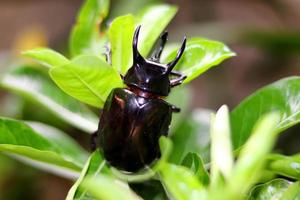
top-left (170, 70), bottom-right (187, 87)
top-left (90, 131), bottom-right (99, 151)
top-left (171, 105), bottom-right (181, 113)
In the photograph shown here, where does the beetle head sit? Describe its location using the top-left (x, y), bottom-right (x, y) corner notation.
top-left (124, 25), bottom-right (186, 96)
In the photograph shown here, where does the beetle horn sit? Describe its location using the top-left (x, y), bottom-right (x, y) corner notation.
top-left (166, 37), bottom-right (186, 73)
top-left (150, 31), bottom-right (168, 62)
top-left (133, 25), bottom-right (144, 63)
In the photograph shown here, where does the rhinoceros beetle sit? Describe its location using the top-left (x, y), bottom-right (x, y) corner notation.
top-left (92, 25), bottom-right (187, 172)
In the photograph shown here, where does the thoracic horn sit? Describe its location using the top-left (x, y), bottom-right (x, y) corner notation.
top-left (166, 37), bottom-right (186, 73)
top-left (132, 25), bottom-right (143, 63)
top-left (150, 31), bottom-right (168, 62)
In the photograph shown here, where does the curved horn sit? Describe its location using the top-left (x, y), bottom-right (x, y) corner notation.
top-left (166, 37), bottom-right (186, 73)
top-left (133, 25), bottom-right (143, 62)
top-left (150, 31), bottom-right (168, 62)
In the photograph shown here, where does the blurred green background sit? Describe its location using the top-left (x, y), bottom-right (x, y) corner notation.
top-left (0, 0), bottom-right (300, 199)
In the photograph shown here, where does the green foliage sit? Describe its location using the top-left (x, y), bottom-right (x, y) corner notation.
top-left (109, 14), bottom-right (135, 74)
top-left (49, 55), bottom-right (124, 108)
top-left (69, 0), bottom-right (109, 57)
top-left (161, 38), bottom-right (235, 83)
top-left (0, 66), bottom-right (98, 132)
top-left (248, 179), bottom-right (292, 200)
top-left (22, 48), bottom-right (69, 68)
top-left (81, 175), bottom-right (141, 200)
top-left (1, 0), bottom-right (300, 200)
top-left (231, 76), bottom-right (300, 149)
top-left (0, 118), bottom-right (87, 174)
top-left (135, 4), bottom-right (178, 57)
top-left (267, 154), bottom-right (300, 180)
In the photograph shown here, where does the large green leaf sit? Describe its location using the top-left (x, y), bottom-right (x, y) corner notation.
top-left (135, 4), bottom-right (177, 57)
top-left (231, 77), bottom-right (300, 149)
top-left (109, 14), bottom-right (135, 75)
top-left (69, 0), bottom-right (109, 57)
top-left (81, 175), bottom-right (141, 200)
top-left (22, 48), bottom-right (69, 68)
top-left (0, 66), bottom-right (98, 132)
top-left (49, 55), bottom-right (124, 108)
top-left (161, 38), bottom-right (235, 83)
top-left (66, 150), bottom-right (110, 200)
top-left (247, 179), bottom-right (292, 200)
top-left (267, 154), bottom-right (300, 180)
top-left (0, 118), bottom-right (88, 174)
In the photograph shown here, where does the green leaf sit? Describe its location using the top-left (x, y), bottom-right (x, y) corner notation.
top-left (170, 108), bottom-right (212, 164)
top-left (161, 38), bottom-right (235, 83)
top-left (0, 66), bottom-right (98, 132)
top-left (231, 77), bottom-right (300, 149)
top-left (159, 163), bottom-right (205, 200)
top-left (267, 154), bottom-right (300, 180)
top-left (81, 175), bottom-right (141, 200)
top-left (49, 55), bottom-right (124, 108)
top-left (69, 0), bottom-right (109, 57)
top-left (280, 181), bottom-right (300, 200)
top-left (0, 117), bottom-right (88, 174)
top-left (210, 105), bottom-right (233, 186)
top-left (22, 48), bottom-right (69, 68)
top-left (228, 113), bottom-right (280, 198)
top-left (181, 152), bottom-right (209, 186)
top-left (109, 14), bottom-right (135, 75)
top-left (136, 4), bottom-right (177, 57)
top-left (66, 150), bottom-right (110, 200)
top-left (248, 179), bottom-right (292, 200)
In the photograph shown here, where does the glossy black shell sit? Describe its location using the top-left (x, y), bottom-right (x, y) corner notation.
top-left (99, 88), bottom-right (172, 171)
top-left (95, 26), bottom-right (186, 172)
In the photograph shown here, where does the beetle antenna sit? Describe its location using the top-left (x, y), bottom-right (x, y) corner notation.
top-left (133, 25), bottom-right (143, 63)
top-left (166, 37), bottom-right (186, 73)
top-left (150, 31), bottom-right (168, 62)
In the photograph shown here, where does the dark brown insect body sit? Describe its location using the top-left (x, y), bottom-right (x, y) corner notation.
top-left (94, 26), bottom-right (186, 172)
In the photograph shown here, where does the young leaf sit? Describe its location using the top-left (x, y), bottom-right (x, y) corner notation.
top-left (69, 0), bottom-right (109, 57)
top-left (0, 66), bottom-right (98, 133)
top-left (135, 4), bottom-right (178, 57)
top-left (181, 152), bottom-right (209, 186)
top-left (161, 38), bottom-right (235, 83)
top-left (109, 14), bottom-right (135, 74)
top-left (231, 76), bottom-right (300, 149)
top-left (66, 150), bottom-right (110, 200)
top-left (228, 113), bottom-right (280, 197)
top-left (81, 175), bottom-right (141, 200)
top-left (49, 55), bottom-right (124, 108)
top-left (158, 163), bottom-right (205, 200)
top-left (210, 105), bottom-right (233, 185)
top-left (248, 179), bottom-right (292, 200)
top-left (22, 48), bottom-right (69, 68)
top-left (0, 117), bottom-right (87, 173)
top-left (267, 154), bottom-right (300, 180)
